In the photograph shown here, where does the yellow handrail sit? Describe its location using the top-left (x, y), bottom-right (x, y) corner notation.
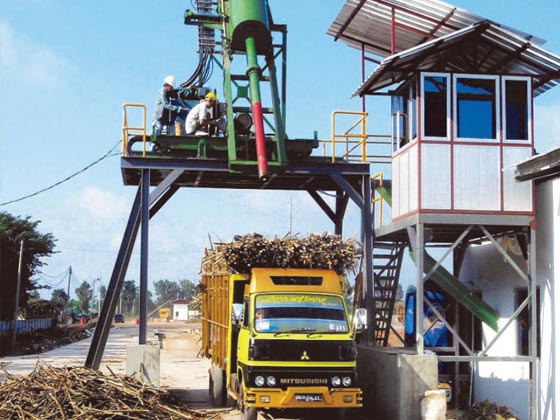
top-left (371, 172), bottom-right (384, 228)
top-left (330, 110), bottom-right (368, 163)
top-left (122, 103), bottom-right (147, 157)
top-left (318, 110), bottom-right (391, 164)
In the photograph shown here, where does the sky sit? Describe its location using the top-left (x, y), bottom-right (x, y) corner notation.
top-left (1, 0), bottom-right (560, 300)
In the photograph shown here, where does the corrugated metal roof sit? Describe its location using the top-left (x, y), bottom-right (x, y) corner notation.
top-left (328, 0), bottom-right (544, 58)
top-left (328, 0), bottom-right (560, 96)
top-left (351, 21), bottom-right (560, 96)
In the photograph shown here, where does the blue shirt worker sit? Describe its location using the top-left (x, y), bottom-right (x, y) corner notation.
top-left (152, 75), bottom-right (188, 135)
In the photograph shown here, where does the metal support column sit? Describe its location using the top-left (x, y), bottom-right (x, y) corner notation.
top-left (85, 169), bottom-right (183, 369)
top-left (330, 173), bottom-right (374, 342)
top-left (529, 225), bottom-right (537, 420)
top-left (335, 190), bottom-right (350, 236)
top-left (139, 169), bottom-right (149, 344)
top-left (361, 174), bottom-right (374, 344)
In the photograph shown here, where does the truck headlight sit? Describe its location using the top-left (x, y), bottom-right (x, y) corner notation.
top-left (255, 376), bottom-right (265, 387)
top-left (342, 376), bottom-right (352, 387)
top-left (331, 376), bottom-right (341, 387)
top-left (266, 376), bottom-right (276, 387)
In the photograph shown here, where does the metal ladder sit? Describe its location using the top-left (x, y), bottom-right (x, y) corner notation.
top-left (372, 242), bottom-right (405, 346)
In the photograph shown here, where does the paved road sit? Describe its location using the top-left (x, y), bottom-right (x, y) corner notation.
top-left (0, 322), bottom-right (331, 419)
top-left (0, 322), bottom-right (209, 384)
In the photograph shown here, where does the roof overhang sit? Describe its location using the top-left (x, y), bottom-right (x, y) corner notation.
top-left (352, 21), bottom-right (560, 97)
top-left (328, 0), bottom-right (560, 97)
top-left (515, 148), bottom-right (560, 183)
top-left (328, 0), bottom-right (544, 56)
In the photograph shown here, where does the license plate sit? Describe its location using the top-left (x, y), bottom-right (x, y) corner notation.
top-left (295, 394), bottom-right (322, 402)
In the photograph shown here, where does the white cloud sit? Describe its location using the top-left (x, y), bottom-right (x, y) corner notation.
top-left (74, 186), bottom-right (129, 220)
top-left (0, 21), bottom-right (70, 88)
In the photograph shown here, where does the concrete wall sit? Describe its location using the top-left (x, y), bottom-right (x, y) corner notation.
top-left (356, 346), bottom-right (438, 420)
top-left (536, 180), bottom-right (560, 420)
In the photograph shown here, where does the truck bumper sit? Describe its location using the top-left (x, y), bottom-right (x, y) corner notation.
top-left (244, 386), bottom-right (362, 409)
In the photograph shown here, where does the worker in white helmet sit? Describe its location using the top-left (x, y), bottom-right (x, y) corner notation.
top-left (185, 91), bottom-right (226, 135)
top-left (152, 75), bottom-right (189, 135)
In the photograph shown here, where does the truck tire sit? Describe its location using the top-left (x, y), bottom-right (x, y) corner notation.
top-left (241, 407), bottom-right (258, 420)
top-left (239, 380), bottom-right (258, 420)
top-left (208, 374), bottom-right (216, 405)
top-left (210, 364), bottom-right (227, 407)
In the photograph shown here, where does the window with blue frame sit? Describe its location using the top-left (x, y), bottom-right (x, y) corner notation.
top-left (505, 79), bottom-right (529, 141)
top-left (456, 77), bottom-right (497, 140)
top-left (423, 75), bottom-right (448, 138)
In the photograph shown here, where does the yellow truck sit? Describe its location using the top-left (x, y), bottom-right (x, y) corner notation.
top-left (158, 307), bottom-right (172, 320)
top-left (200, 266), bottom-right (363, 420)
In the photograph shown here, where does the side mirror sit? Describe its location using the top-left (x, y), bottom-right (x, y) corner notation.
top-left (354, 308), bottom-right (368, 333)
top-left (232, 303), bottom-right (244, 325)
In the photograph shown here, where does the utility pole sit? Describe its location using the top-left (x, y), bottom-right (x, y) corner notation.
top-left (289, 195), bottom-right (293, 234)
top-left (97, 278), bottom-right (102, 314)
top-left (11, 240), bottom-right (24, 354)
top-left (64, 266), bottom-right (72, 332)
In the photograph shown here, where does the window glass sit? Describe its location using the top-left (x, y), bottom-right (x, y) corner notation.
top-left (254, 294), bottom-right (348, 334)
top-left (410, 82), bottom-right (417, 140)
top-left (392, 82), bottom-right (417, 150)
top-left (456, 77), bottom-right (496, 139)
top-left (423, 75), bottom-right (448, 137)
top-left (391, 94), bottom-right (406, 151)
top-left (505, 80), bottom-right (529, 140)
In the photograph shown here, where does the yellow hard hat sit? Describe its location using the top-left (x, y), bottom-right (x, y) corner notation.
top-left (205, 92), bottom-right (217, 101)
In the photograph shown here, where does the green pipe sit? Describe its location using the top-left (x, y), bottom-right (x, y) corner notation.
top-left (246, 36), bottom-right (268, 180)
top-left (409, 250), bottom-right (499, 331)
top-left (376, 185), bottom-right (392, 207)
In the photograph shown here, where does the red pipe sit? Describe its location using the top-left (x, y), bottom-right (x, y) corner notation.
top-left (251, 101), bottom-right (268, 180)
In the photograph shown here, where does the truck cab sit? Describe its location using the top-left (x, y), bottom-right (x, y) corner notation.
top-left (202, 267), bottom-right (362, 420)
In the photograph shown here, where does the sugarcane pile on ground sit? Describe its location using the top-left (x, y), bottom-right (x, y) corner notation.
top-left (0, 363), bottom-right (220, 419)
top-left (461, 399), bottom-right (520, 420)
top-left (202, 233), bottom-right (359, 275)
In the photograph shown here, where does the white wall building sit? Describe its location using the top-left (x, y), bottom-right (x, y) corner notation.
top-left (171, 299), bottom-right (190, 321)
top-left (457, 148), bottom-right (560, 419)
top-left (517, 149), bottom-right (560, 420)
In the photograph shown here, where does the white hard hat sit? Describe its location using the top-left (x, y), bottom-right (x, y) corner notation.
top-left (163, 75), bottom-right (176, 88)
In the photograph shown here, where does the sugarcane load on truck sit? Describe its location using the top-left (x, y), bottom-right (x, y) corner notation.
top-left (199, 233), bottom-right (364, 420)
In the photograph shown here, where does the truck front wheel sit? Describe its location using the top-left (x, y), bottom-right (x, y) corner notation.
top-left (239, 380), bottom-right (258, 420)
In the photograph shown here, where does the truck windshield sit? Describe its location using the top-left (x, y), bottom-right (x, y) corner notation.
top-left (254, 294), bottom-right (349, 333)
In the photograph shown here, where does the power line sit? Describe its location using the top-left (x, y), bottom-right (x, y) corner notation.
top-left (39, 267), bottom-right (70, 279)
top-left (0, 141), bottom-right (121, 206)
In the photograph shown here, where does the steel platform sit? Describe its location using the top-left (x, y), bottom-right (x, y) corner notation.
top-left (374, 212), bottom-right (533, 245)
top-left (121, 155), bottom-right (371, 192)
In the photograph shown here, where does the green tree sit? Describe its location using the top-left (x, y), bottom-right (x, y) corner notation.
top-left (51, 288), bottom-right (70, 306)
top-left (75, 281), bottom-right (93, 313)
top-left (153, 279), bottom-right (180, 306)
top-left (68, 299), bottom-right (80, 312)
top-left (99, 285), bottom-right (107, 303)
top-left (179, 279), bottom-right (197, 301)
top-left (121, 280), bottom-right (137, 316)
top-left (0, 211), bottom-right (56, 320)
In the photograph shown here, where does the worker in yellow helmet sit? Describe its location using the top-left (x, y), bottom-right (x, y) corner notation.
top-left (185, 91), bottom-right (225, 135)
